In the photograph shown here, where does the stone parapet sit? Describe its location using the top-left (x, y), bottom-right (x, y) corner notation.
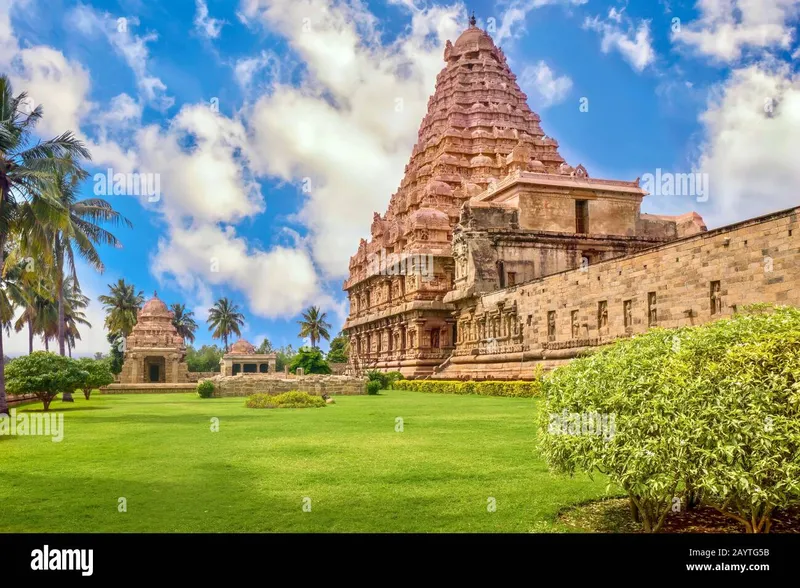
top-left (202, 374), bottom-right (367, 398)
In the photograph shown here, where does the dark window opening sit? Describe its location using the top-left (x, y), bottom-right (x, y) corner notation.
top-left (507, 272), bottom-right (516, 286)
top-left (497, 261), bottom-right (505, 288)
top-left (243, 363), bottom-right (257, 374)
top-left (576, 200), bottom-right (589, 233)
top-left (259, 364), bottom-right (269, 373)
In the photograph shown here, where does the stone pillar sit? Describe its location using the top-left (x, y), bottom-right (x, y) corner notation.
top-left (172, 355), bottom-right (180, 383)
top-left (130, 353), bottom-right (138, 383)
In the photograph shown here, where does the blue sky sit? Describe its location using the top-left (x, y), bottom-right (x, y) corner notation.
top-left (3, 0), bottom-right (799, 355)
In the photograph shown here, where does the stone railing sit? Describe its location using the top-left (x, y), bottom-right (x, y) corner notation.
top-left (202, 374), bottom-right (368, 398)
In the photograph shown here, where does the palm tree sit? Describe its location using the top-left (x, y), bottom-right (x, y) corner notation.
top-left (207, 298), bottom-right (244, 352)
top-left (171, 303), bottom-right (198, 344)
top-left (99, 279), bottom-right (144, 338)
top-left (35, 158), bottom-right (129, 360)
top-left (0, 74), bottom-right (90, 415)
top-left (62, 276), bottom-right (91, 358)
top-left (297, 306), bottom-right (332, 349)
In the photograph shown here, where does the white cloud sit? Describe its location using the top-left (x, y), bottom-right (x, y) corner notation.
top-left (242, 0), bottom-right (463, 279)
top-left (493, 0), bottom-right (588, 45)
top-left (519, 60), bottom-right (573, 108)
top-left (194, 0), bottom-right (225, 39)
top-left (583, 9), bottom-right (655, 72)
top-left (672, 0), bottom-right (800, 62)
top-left (695, 63), bottom-right (800, 226)
top-left (67, 5), bottom-right (174, 111)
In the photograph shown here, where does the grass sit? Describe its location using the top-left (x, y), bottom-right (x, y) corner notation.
top-left (0, 390), bottom-right (615, 532)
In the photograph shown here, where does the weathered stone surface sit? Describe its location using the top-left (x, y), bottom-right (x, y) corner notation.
top-left (441, 207), bottom-right (800, 379)
top-left (118, 293), bottom-right (189, 384)
top-left (202, 374), bottom-right (368, 398)
top-left (341, 22), bottom-right (706, 379)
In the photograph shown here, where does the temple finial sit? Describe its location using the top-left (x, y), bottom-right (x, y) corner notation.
top-left (154, 290), bottom-right (158, 298)
top-left (469, 11), bottom-right (476, 27)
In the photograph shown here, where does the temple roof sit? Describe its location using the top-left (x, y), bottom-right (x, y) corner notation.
top-left (229, 339), bottom-right (256, 355)
top-left (127, 292), bottom-right (184, 350)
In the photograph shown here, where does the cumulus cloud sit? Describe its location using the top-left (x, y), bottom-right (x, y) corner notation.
top-left (493, 0), bottom-right (588, 45)
top-left (583, 8), bottom-right (655, 72)
top-left (194, 0), bottom-right (225, 39)
top-left (241, 0), bottom-right (464, 279)
top-left (67, 4), bottom-right (174, 111)
top-left (696, 63), bottom-right (800, 226)
top-left (519, 60), bottom-right (573, 108)
top-left (672, 0), bottom-right (800, 62)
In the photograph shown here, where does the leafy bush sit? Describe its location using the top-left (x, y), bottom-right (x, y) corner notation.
top-left (75, 358), bottom-right (115, 399)
top-left (5, 352), bottom-right (88, 411)
top-left (366, 370), bottom-right (405, 390)
top-left (392, 379), bottom-right (541, 398)
top-left (326, 332), bottom-right (349, 363)
top-left (246, 391), bottom-right (326, 408)
top-left (196, 380), bottom-right (215, 399)
top-left (186, 345), bottom-right (223, 372)
top-left (366, 380), bottom-right (381, 395)
top-left (289, 347), bottom-right (332, 375)
top-left (540, 305), bottom-right (800, 533)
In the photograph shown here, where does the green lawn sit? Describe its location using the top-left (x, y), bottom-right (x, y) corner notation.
top-left (0, 391), bottom-right (614, 532)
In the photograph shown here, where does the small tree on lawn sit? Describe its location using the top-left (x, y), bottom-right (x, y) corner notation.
top-left (75, 357), bottom-right (114, 400)
top-left (5, 352), bottom-right (88, 411)
top-left (289, 346), bottom-right (331, 375)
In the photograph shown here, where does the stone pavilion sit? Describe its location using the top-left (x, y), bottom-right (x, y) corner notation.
top-left (219, 339), bottom-right (277, 375)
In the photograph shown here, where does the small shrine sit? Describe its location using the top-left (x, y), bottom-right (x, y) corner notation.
top-left (118, 293), bottom-right (189, 384)
top-left (220, 339), bottom-right (277, 375)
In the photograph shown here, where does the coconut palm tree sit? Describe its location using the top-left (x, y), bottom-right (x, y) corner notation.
top-left (207, 297), bottom-right (244, 352)
top-left (0, 74), bottom-right (91, 415)
top-left (61, 276), bottom-right (91, 358)
top-left (297, 306), bottom-right (332, 349)
top-left (99, 278), bottom-right (144, 338)
top-left (170, 303), bottom-right (198, 344)
top-left (35, 158), bottom-right (130, 360)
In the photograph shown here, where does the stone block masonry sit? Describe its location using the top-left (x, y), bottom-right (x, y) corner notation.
top-left (203, 374), bottom-right (368, 398)
top-left (440, 206), bottom-right (800, 380)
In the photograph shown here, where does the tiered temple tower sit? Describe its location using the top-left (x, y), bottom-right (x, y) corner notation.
top-left (343, 20), bottom-right (703, 378)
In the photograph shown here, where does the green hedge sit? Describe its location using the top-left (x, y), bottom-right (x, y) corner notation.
top-left (246, 391), bottom-right (326, 409)
top-left (392, 379), bottom-right (541, 398)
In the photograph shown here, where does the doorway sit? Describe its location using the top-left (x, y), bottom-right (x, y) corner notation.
top-left (148, 363), bottom-right (160, 383)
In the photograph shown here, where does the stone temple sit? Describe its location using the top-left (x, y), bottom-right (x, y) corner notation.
top-left (118, 293), bottom-right (189, 384)
top-left (343, 21), bottom-right (800, 379)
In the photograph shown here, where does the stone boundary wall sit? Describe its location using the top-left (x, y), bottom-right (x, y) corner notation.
top-left (439, 206), bottom-right (800, 379)
top-left (185, 371), bottom-right (218, 382)
top-left (203, 374), bottom-right (367, 398)
top-left (101, 383), bottom-right (197, 394)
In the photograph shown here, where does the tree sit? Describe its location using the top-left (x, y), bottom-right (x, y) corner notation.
top-left (256, 338), bottom-right (273, 354)
top-left (5, 352), bottom-right (87, 411)
top-left (61, 276), bottom-right (91, 359)
top-left (297, 306), bottom-right (331, 349)
top-left (170, 303), bottom-right (198, 344)
top-left (107, 332), bottom-right (124, 375)
top-left (74, 358), bottom-right (114, 400)
top-left (0, 74), bottom-right (90, 415)
top-left (38, 156), bottom-right (129, 364)
top-left (326, 331), bottom-right (349, 363)
top-left (98, 279), bottom-right (144, 338)
top-left (289, 346), bottom-right (331, 375)
top-left (207, 297), bottom-right (244, 351)
top-left (275, 344), bottom-right (296, 372)
top-left (185, 344), bottom-right (224, 372)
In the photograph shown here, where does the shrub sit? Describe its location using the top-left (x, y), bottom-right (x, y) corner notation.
top-left (385, 371), bottom-right (404, 389)
top-left (246, 391), bottom-right (326, 409)
top-left (392, 379), bottom-right (541, 398)
top-left (366, 370), bottom-right (389, 389)
top-left (366, 380), bottom-right (381, 395)
top-left (196, 380), bottom-right (215, 399)
top-left (540, 305), bottom-right (800, 533)
top-left (289, 347), bottom-right (332, 375)
top-left (75, 358), bottom-right (115, 400)
top-left (5, 352), bottom-right (88, 411)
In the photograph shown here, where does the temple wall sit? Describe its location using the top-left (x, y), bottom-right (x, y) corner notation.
top-left (439, 206), bottom-right (800, 379)
top-left (203, 374), bottom-right (367, 398)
